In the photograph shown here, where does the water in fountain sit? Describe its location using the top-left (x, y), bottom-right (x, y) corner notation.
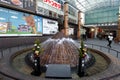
top-left (39, 31), bottom-right (90, 68)
top-left (26, 31), bottom-right (94, 70)
top-left (40, 37), bottom-right (79, 67)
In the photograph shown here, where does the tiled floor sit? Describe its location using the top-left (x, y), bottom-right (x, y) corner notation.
top-left (0, 38), bottom-right (120, 80)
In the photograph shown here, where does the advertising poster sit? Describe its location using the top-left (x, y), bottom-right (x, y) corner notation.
top-left (0, 0), bottom-right (23, 8)
top-left (0, 7), bottom-right (43, 36)
top-left (0, 7), bottom-right (9, 22)
top-left (43, 18), bottom-right (58, 34)
top-left (23, 0), bottom-right (36, 12)
top-left (0, 22), bottom-right (8, 33)
top-left (37, 16), bottom-right (43, 34)
top-left (0, 0), bottom-right (36, 12)
top-left (0, 8), bottom-right (9, 34)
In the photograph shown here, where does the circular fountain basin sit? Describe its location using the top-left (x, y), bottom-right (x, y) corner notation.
top-left (11, 47), bottom-right (109, 79)
top-left (0, 31), bottom-right (111, 79)
top-left (25, 38), bottom-right (95, 70)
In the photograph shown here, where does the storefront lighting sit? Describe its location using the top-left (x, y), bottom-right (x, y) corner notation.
top-left (91, 28), bottom-right (95, 32)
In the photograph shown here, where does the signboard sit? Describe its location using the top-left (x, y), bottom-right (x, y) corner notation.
top-left (0, 0), bottom-right (23, 8)
top-left (37, 6), bottom-right (44, 15)
top-left (37, 6), bottom-right (49, 16)
top-left (0, 7), bottom-right (43, 36)
top-left (0, 0), bottom-right (36, 12)
top-left (43, 18), bottom-right (58, 34)
top-left (23, 0), bottom-right (36, 12)
top-left (43, 0), bottom-right (61, 10)
top-left (69, 28), bottom-right (74, 35)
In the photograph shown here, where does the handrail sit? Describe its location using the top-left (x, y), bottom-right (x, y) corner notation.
top-left (85, 42), bottom-right (120, 58)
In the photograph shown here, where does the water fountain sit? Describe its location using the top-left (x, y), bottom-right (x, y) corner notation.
top-left (40, 37), bottom-right (79, 67)
top-left (26, 31), bottom-right (94, 70)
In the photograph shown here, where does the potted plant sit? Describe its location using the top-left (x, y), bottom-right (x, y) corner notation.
top-left (77, 40), bottom-right (87, 77)
top-left (31, 39), bottom-right (43, 76)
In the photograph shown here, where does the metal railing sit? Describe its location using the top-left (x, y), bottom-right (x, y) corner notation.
top-left (85, 43), bottom-right (120, 59)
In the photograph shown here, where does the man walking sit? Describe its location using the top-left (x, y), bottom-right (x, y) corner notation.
top-left (107, 33), bottom-right (113, 48)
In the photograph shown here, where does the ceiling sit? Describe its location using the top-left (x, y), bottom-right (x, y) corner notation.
top-left (74, 0), bottom-right (120, 12)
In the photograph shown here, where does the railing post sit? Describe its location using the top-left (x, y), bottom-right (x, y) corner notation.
top-left (9, 48), bottom-right (11, 53)
top-left (100, 46), bottom-right (102, 50)
top-left (0, 49), bottom-right (3, 59)
top-left (117, 51), bottom-right (119, 58)
top-left (92, 44), bottom-right (93, 48)
top-left (17, 45), bottom-right (20, 50)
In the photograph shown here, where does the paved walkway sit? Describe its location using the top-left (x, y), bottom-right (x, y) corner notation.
top-left (84, 38), bottom-right (120, 51)
top-left (78, 38), bottom-right (120, 80)
top-left (0, 38), bottom-right (120, 80)
top-left (82, 39), bottom-right (120, 59)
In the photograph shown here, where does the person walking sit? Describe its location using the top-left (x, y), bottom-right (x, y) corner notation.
top-left (107, 33), bottom-right (113, 48)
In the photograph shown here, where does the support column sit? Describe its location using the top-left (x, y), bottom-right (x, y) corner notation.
top-left (115, 7), bottom-right (120, 42)
top-left (77, 11), bottom-right (82, 39)
top-left (64, 2), bottom-right (69, 36)
top-left (117, 15), bottom-right (120, 42)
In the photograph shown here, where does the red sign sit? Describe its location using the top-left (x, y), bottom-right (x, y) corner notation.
top-left (43, 0), bottom-right (61, 10)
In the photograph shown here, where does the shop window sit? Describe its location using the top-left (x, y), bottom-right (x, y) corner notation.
top-left (49, 11), bottom-right (52, 17)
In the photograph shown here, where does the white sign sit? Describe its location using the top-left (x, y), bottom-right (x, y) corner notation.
top-left (43, 18), bottom-right (58, 34)
top-left (69, 28), bottom-right (74, 35)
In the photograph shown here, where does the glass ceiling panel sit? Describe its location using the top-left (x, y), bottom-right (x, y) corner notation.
top-left (74, 0), bottom-right (120, 12)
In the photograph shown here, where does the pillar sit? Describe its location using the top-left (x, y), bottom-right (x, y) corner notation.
top-left (95, 27), bottom-right (98, 38)
top-left (117, 15), bottom-right (120, 42)
top-left (77, 11), bottom-right (82, 39)
top-left (64, 2), bottom-right (69, 36)
top-left (116, 7), bottom-right (120, 42)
